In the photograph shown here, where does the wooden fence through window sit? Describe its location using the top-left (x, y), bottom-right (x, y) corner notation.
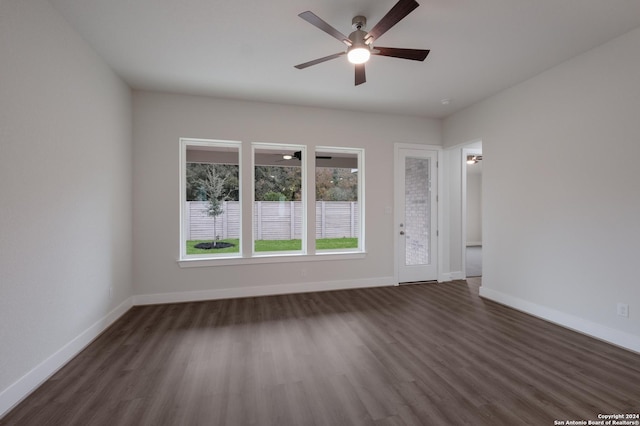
top-left (185, 201), bottom-right (359, 240)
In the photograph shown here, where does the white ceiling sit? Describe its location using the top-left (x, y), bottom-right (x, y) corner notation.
top-left (49, 0), bottom-right (640, 119)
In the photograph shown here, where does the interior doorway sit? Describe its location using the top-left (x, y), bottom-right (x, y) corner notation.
top-left (462, 146), bottom-right (482, 278)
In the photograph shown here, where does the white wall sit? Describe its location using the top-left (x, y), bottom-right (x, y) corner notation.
top-left (443, 27), bottom-right (640, 351)
top-left (132, 91), bottom-right (441, 300)
top-left (0, 0), bottom-right (132, 414)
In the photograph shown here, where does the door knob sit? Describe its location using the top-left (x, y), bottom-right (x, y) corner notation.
top-left (400, 231), bottom-right (405, 235)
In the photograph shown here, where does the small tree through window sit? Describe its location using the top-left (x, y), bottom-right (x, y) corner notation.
top-left (196, 165), bottom-right (236, 249)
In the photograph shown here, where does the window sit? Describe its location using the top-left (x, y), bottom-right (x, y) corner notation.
top-left (180, 139), bottom-right (241, 259)
top-left (179, 139), bottom-right (364, 264)
top-left (315, 147), bottom-right (364, 252)
top-left (253, 144), bottom-right (306, 254)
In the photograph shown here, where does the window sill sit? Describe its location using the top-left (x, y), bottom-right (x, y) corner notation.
top-left (177, 251), bottom-right (366, 268)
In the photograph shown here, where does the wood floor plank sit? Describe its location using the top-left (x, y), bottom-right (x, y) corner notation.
top-left (3, 279), bottom-right (640, 425)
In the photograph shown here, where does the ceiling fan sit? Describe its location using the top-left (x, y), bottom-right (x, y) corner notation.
top-left (294, 0), bottom-right (430, 86)
top-left (466, 155), bottom-right (483, 164)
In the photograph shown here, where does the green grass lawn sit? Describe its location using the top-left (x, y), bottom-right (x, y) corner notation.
top-left (186, 237), bottom-right (358, 255)
top-left (316, 237), bottom-right (358, 250)
top-left (256, 239), bottom-right (301, 251)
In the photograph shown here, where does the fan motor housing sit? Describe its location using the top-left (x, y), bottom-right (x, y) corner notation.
top-left (352, 15), bottom-right (367, 30)
top-left (349, 28), bottom-right (368, 46)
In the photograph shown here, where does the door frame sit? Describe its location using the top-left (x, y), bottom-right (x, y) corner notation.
top-left (394, 143), bottom-right (444, 284)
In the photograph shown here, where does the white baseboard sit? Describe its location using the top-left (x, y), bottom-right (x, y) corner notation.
top-left (479, 287), bottom-right (640, 354)
top-left (450, 271), bottom-right (466, 280)
top-left (438, 273), bottom-right (450, 282)
top-left (133, 276), bottom-right (396, 306)
top-left (0, 297), bottom-right (133, 418)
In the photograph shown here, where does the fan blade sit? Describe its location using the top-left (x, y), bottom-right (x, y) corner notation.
top-left (373, 47), bottom-right (430, 61)
top-left (298, 11), bottom-right (353, 46)
top-left (365, 0), bottom-right (419, 43)
top-left (355, 63), bottom-right (366, 86)
top-left (294, 52), bottom-right (346, 69)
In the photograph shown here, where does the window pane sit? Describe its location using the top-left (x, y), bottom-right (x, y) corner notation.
top-left (253, 146), bottom-right (304, 253)
top-left (315, 149), bottom-right (361, 251)
top-left (182, 141), bottom-right (240, 258)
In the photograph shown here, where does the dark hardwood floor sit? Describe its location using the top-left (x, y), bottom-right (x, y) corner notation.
top-left (3, 279), bottom-right (640, 425)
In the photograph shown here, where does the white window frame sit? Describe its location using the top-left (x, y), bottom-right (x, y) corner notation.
top-left (315, 146), bottom-right (365, 254)
top-left (178, 140), bottom-right (366, 268)
top-left (179, 138), bottom-right (242, 261)
top-left (252, 142), bottom-right (307, 257)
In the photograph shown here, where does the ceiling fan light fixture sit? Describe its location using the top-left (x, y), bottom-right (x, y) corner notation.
top-left (466, 155), bottom-right (482, 164)
top-left (347, 46), bottom-right (371, 64)
top-left (347, 22), bottom-right (370, 64)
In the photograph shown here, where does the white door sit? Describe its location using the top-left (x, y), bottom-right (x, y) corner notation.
top-left (396, 147), bottom-right (438, 283)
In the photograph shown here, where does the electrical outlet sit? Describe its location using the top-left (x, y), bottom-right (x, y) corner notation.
top-left (617, 303), bottom-right (629, 318)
